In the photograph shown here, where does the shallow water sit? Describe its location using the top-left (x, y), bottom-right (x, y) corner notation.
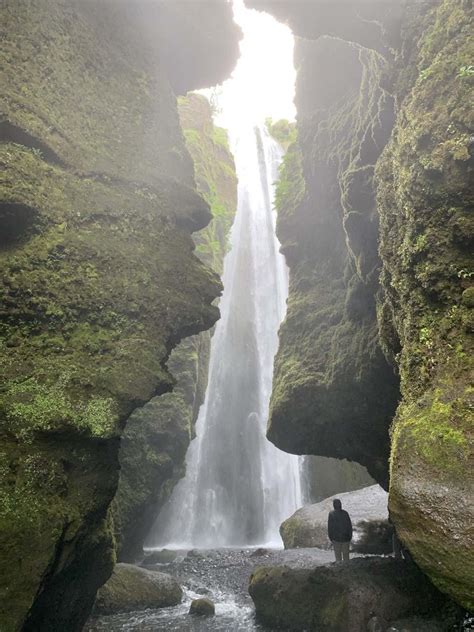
top-left (86, 548), bottom-right (473, 632)
top-left (85, 596), bottom-right (263, 632)
top-left (85, 547), bottom-right (332, 632)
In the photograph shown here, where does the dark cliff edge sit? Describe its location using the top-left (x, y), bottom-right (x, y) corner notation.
top-left (0, 2), bottom-right (240, 631)
top-left (113, 94), bottom-right (238, 562)
top-left (247, 0), bottom-right (473, 610)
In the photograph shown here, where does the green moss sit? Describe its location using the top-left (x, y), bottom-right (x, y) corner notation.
top-left (392, 388), bottom-right (470, 477)
top-left (320, 596), bottom-right (347, 627)
top-left (113, 93), bottom-right (237, 560)
top-left (274, 140), bottom-right (305, 227)
top-left (268, 37), bottom-right (399, 485)
top-left (265, 117), bottom-right (297, 151)
top-left (178, 94), bottom-right (237, 273)
top-left (377, 0), bottom-right (473, 610)
top-left (1, 2), bottom-right (194, 186)
top-left (4, 376), bottom-right (117, 439)
top-left (1, 6), bottom-right (223, 629)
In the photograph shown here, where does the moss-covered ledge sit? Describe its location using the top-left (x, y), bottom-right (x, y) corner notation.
top-left (0, 3), bottom-right (239, 630)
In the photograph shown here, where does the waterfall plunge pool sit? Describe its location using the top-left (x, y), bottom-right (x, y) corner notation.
top-left (85, 547), bottom-right (333, 631)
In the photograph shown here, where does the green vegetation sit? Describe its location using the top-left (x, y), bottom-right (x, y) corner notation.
top-left (274, 141), bottom-right (305, 223)
top-left (375, 0), bottom-right (473, 609)
top-left (113, 93), bottom-right (237, 560)
top-left (265, 117), bottom-right (297, 151)
top-left (5, 377), bottom-right (117, 440)
top-left (268, 37), bottom-right (399, 486)
top-left (179, 94), bottom-right (237, 273)
top-left (0, 5), bottom-right (223, 629)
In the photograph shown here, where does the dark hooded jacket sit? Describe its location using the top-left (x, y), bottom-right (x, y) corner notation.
top-left (328, 507), bottom-right (353, 543)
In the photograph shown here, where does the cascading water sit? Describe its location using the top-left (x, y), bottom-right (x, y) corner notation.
top-left (146, 123), bottom-right (302, 549)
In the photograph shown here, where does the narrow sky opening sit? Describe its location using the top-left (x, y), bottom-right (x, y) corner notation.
top-left (209, 0), bottom-right (296, 128)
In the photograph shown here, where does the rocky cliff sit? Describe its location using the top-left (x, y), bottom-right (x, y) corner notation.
top-left (0, 3), bottom-right (239, 630)
top-left (114, 94), bottom-right (237, 562)
top-left (247, 0), bottom-right (473, 610)
top-left (269, 35), bottom-right (400, 487)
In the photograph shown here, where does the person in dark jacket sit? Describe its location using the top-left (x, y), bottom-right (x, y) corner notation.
top-left (327, 498), bottom-right (353, 561)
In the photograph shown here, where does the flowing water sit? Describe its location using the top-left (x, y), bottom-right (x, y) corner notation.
top-left (146, 124), bottom-right (302, 550)
top-left (86, 548), bottom-right (334, 632)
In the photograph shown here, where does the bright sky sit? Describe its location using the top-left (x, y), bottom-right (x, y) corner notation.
top-left (209, 0), bottom-right (296, 128)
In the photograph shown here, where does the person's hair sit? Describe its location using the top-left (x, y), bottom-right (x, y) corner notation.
top-left (333, 499), bottom-right (342, 510)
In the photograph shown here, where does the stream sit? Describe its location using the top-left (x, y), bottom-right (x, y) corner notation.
top-left (85, 547), bottom-right (333, 631)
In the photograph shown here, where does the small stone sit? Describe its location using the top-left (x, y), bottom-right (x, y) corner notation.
top-left (189, 597), bottom-right (215, 616)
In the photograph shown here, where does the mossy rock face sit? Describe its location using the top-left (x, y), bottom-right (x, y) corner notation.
top-left (248, 0), bottom-right (473, 611)
top-left (376, 0), bottom-right (474, 610)
top-left (0, 5), bottom-right (238, 632)
top-left (113, 93), bottom-right (237, 562)
top-left (249, 558), bottom-right (452, 632)
top-left (94, 563), bottom-right (182, 614)
top-left (268, 36), bottom-right (399, 486)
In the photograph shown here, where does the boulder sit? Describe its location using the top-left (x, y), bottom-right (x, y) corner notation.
top-left (94, 563), bottom-right (182, 614)
top-left (280, 485), bottom-right (388, 549)
top-left (249, 557), bottom-right (451, 632)
top-left (189, 598), bottom-right (215, 616)
top-left (352, 519), bottom-right (392, 555)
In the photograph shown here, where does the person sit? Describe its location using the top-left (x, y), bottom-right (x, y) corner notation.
top-left (327, 498), bottom-right (353, 561)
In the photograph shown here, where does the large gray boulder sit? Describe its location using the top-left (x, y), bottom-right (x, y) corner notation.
top-left (94, 563), bottom-right (182, 614)
top-left (280, 485), bottom-right (388, 549)
top-left (249, 557), bottom-right (451, 632)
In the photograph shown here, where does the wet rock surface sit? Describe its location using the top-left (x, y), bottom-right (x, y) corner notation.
top-left (87, 549), bottom-right (468, 631)
top-left (246, 0), bottom-right (474, 609)
top-left (86, 547), bottom-right (332, 631)
top-left (281, 485), bottom-right (388, 549)
top-left (94, 564), bottom-right (182, 614)
top-left (249, 557), bottom-right (459, 632)
top-left (1, 4), bottom-right (239, 630)
top-left (189, 598), bottom-right (215, 616)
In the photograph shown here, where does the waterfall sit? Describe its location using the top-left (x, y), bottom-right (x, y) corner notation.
top-left (146, 123), bottom-right (302, 549)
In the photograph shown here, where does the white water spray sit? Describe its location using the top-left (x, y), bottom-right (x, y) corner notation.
top-left (146, 123), bottom-right (302, 549)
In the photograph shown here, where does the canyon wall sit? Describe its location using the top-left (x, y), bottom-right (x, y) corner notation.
top-left (114, 94), bottom-right (237, 562)
top-left (247, 0), bottom-right (473, 609)
top-left (0, 3), bottom-right (239, 630)
top-left (268, 35), bottom-right (400, 487)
